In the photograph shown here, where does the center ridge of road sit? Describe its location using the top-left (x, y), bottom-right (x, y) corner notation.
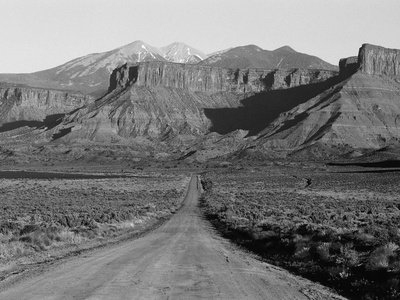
top-left (0, 175), bottom-right (345, 299)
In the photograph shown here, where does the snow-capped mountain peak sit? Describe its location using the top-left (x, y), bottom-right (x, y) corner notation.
top-left (160, 42), bottom-right (207, 63)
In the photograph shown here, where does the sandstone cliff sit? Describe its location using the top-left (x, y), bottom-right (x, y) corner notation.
top-left (237, 44), bottom-right (400, 158)
top-left (339, 56), bottom-right (359, 78)
top-left (0, 41), bottom-right (208, 98)
top-left (53, 61), bottom-right (338, 159)
top-left (250, 72), bottom-right (400, 156)
top-left (358, 44), bottom-right (400, 76)
top-left (0, 84), bottom-right (94, 125)
top-left (109, 62), bottom-right (337, 94)
top-left (17, 43), bottom-right (400, 161)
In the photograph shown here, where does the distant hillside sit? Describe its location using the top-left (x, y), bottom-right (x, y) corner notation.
top-left (199, 45), bottom-right (338, 70)
top-left (2, 43), bottom-right (400, 162)
top-left (0, 42), bottom-right (337, 98)
top-left (244, 44), bottom-right (400, 158)
top-left (0, 41), bottom-right (207, 97)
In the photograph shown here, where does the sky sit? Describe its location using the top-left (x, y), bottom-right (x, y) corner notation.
top-left (1, 0), bottom-right (400, 73)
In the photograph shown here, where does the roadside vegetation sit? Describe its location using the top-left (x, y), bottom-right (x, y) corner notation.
top-left (201, 167), bottom-right (400, 300)
top-left (0, 172), bottom-right (189, 265)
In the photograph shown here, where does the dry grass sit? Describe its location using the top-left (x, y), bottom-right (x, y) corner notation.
top-left (0, 171), bottom-right (190, 263)
top-left (201, 166), bottom-right (400, 299)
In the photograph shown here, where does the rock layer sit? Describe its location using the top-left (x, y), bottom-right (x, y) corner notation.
top-left (0, 84), bottom-right (94, 125)
top-left (60, 85), bottom-right (244, 143)
top-left (339, 56), bottom-right (359, 78)
top-left (359, 44), bottom-right (400, 76)
top-left (109, 62), bottom-right (337, 94)
top-left (54, 44), bottom-right (400, 159)
top-left (252, 72), bottom-right (400, 153)
top-left (0, 41), bottom-right (207, 97)
top-left (55, 61), bottom-right (338, 151)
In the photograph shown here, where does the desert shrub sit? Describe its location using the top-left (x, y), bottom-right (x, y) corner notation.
top-left (366, 242), bottom-right (399, 271)
top-left (316, 242), bottom-right (332, 262)
top-left (0, 240), bottom-right (26, 259)
top-left (20, 224), bottom-right (41, 235)
top-left (201, 178), bottom-right (213, 191)
top-left (201, 170), bottom-right (400, 299)
top-left (0, 174), bottom-right (189, 262)
top-left (0, 221), bottom-right (22, 235)
top-left (20, 230), bottom-right (51, 250)
top-left (55, 229), bottom-right (85, 244)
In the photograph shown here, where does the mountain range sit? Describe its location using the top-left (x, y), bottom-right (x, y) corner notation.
top-left (1, 41), bottom-right (400, 163)
top-left (0, 41), bottom-right (336, 97)
top-left (199, 45), bottom-right (337, 70)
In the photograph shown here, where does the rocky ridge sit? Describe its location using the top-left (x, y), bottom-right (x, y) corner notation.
top-left (108, 62), bottom-right (337, 94)
top-left (51, 61), bottom-right (338, 160)
top-left (6, 42), bottom-right (399, 161)
top-left (200, 44), bottom-right (338, 70)
top-left (0, 41), bottom-right (207, 98)
top-left (359, 44), bottom-right (400, 76)
top-left (247, 43), bottom-right (400, 157)
top-left (0, 41), bottom-right (337, 99)
top-left (0, 84), bottom-right (94, 126)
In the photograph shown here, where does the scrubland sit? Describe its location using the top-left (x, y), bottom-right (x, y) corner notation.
top-left (0, 171), bottom-right (189, 278)
top-left (201, 166), bottom-right (400, 299)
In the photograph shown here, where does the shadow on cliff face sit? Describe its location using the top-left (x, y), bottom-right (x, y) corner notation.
top-left (204, 76), bottom-right (341, 136)
top-left (0, 114), bottom-right (65, 133)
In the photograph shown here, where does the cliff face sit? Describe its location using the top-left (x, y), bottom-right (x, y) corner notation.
top-left (61, 85), bottom-right (245, 144)
top-left (339, 56), bottom-right (359, 78)
top-left (0, 41), bottom-right (207, 98)
top-left (252, 72), bottom-right (400, 154)
top-left (54, 61), bottom-right (338, 151)
top-left (358, 44), bottom-right (400, 76)
top-left (247, 44), bottom-right (400, 157)
top-left (0, 84), bottom-right (94, 125)
top-left (109, 62), bottom-right (338, 94)
top-left (338, 44), bottom-right (400, 79)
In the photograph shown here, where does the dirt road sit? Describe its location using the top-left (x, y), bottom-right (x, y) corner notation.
top-left (0, 175), bottom-right (344, 299)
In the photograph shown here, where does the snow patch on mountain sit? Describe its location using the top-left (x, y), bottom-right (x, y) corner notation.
top-left (161, 42), bottom-right (207, 63)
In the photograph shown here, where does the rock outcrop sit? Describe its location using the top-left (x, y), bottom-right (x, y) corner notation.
top-left (0, 41), bottom-right (207, 98)
top-left (339, 56), bottom-right (359, 78)
top-left (359, 44), bottom-right (400, 76)
top-left (250, 47), bottom-right (400, 156)
top-left (0, 84), bottom-right (94, 125)
top-left (59, 85), bottom-right (244, 144)
top-left (109, 62), bottom-right (338, 94)
top-left (49, 44), bottom-right (400, 160)
top-left (53, 60), bottom-right (338, 156)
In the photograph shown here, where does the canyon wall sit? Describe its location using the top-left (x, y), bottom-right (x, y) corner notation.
top-left (358, 44), bottom-right (400, 76)
top-left (57, 61), bottom-right (339, 146)
top-left (339, 56), bottom-right (359, 78)
top-left (109, 62), bottom-right (337, 94)
top-left (0, 84), bottom-right (94, 124)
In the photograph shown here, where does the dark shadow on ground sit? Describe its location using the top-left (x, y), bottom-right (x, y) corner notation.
top-left (328, 160), bottom-right (400, 168)
top-left (0, 114), bottom-right (65, 133)
top-left (204, 76), bottom-right (341, 136)
top-left (52, 127), bottom-right (72, 140)
top-left (0, 171), bottom-right (139, 179)
top-left (336, 169), bottom-right (400, 173)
